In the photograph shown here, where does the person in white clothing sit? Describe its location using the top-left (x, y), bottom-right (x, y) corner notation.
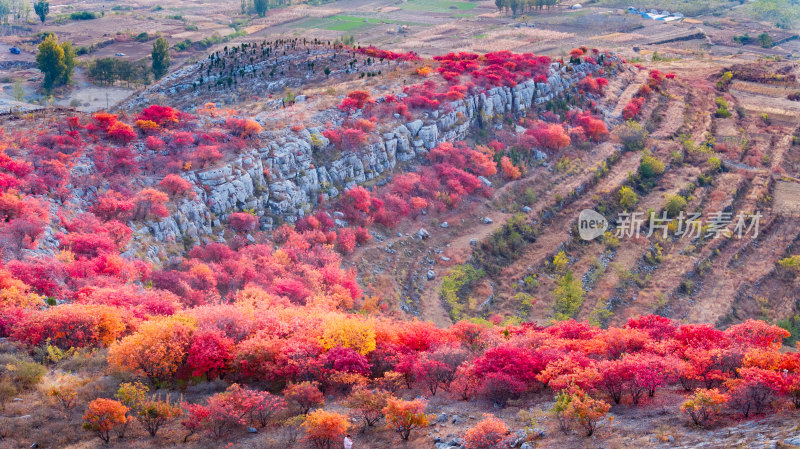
top-left (343, 434), bottom-right (353, 449)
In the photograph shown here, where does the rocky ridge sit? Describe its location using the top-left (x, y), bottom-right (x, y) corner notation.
top-left (141, 59), bottom-right (624, 252)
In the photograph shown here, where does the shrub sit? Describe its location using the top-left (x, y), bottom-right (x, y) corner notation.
top-left (159, 174), bottom-right (195, 199)
top-left (463, 414), bottom-right (509, 449)
top-left (383, 398), bottom-right (430, 441)
top-left (345, 386), bottom-right (391, 427)
top-left (43, 374), bottom-right (87, 413)
top-left (107, 122), bottom-right (136, 143)
top-left (249, 390), bottom-right (287, 428)
top-left (566, 391), bottom-right (610, 437)
top-left (302, 409), bottom-right (350, 449)
top-left (284, 381), bottom-right (324, 414)
top-left (500, 156), bottom-right (521, 180)
top-left (617, 186), bottom-right (638, 210)
top-left (83, 398), bottom-right (129, 443)
top-left (136, 395), bottom-right (183, 437)
top-left (480, 372), bottom-right (526, 407)
top-left (619, 120), bottom-right (647, 152)
top-left (664, 194), bottom-right (687, 218)
top-left (181, 384), bottom-right (259, 439)
top-left (779, 255), bottom-right (800, 273)
top-left (229, 212), bottom-right (258, 233)
top-left (639, 154), bottom-right (665, 178)
top-left (622, 98), bottom-right (645, 120)
top-left (715, 96), bottom-right (732, 118)
top-left (681, 388), bottom-right (728, 427)
top-left (553, 270), bottom-right (584, 321)
top-left (108, 316), bottom-right (195, 384)
top-left (9, 360), bottom-right (46, 388)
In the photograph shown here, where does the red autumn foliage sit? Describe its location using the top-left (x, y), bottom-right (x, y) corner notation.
top-left (622, 97), bottom-right (645, 120)
top-left (137, 105), bottom-right (180, 127)
top-left (228, 212), bottom-right (258, 233)
top-left (339, 91), bottom-right (374, 112)
top-left (159, 174), bottom-right (196, 198)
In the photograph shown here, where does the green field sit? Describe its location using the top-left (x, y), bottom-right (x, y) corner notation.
top-left (297, 15), bottom-right (396, 31)
top-left (400, 0), bottom-right (478, 14)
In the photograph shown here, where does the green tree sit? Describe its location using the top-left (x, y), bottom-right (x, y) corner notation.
top-left (60, 40), bottom-right (76, 85)
top-left (254, 0), bottom-right (268, 16)
top-left (757, 32), bottom-right (774, 48)
top-left (664, 194), bottom-right (687, 218)
top-left (638, 154), bottom-right (665, 179)
top-left (34, 0), bottom-right (48, 23)
top-left (553, 270), bottom-right (584, 321)
top-left (151, 37), bottom-right (170, 80)
top-left (36, 34), bottom-right (67, 90)
top-left (617, 186), bottom-right (638, 210)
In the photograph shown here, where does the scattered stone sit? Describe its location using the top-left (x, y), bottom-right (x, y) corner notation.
top-left (470, 238), bottom-right (477, 246)
top-left (440, 256), bottom-right (451, 262)
top-left (522, 206), bottom-right (532, 213)
top-left (247, 427), bottom-right (258, 433)
top-left (451, 415), bottom-right (462, 424)
top-left (436, 413), bottom-right (448, 423)
top-left (478, 176), bottom-right (492, 187)
top-left (482, 216), bottom-right (493, 224)
top-left (440, 222), bottom-right (449, 228)
top-left (427, 270), bottom-right (436, 280)
top-left (417, 228), bottom-right (430, 239)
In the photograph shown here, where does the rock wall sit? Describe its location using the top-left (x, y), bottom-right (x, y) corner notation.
top-left (146, 60), bottom-right (616, 245)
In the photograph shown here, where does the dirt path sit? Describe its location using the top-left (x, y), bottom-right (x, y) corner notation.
top-left (418, 210), bottom-right (511, 327)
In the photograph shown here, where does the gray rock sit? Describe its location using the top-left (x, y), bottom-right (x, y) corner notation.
top-left (436, 413), bottom-right (448, 423)
top-left (521, 444), bottom-right (533, 449)
top-left (407, 119), bottom-right (424, 136)
top-left (786, 436), bottom-right (800, 446)
top-left (440, 256), bottom-right (450, 262)
top-left (451, 415), bottom-right (462, 425)
top-left (478, 176), bottom-right (492, 187)
top-left (440, 222), bottom-right (449, 228)
top-left (427, 270), bottom-right (435, 280)
top-left (470, 238), bottom-right (477, 246)
top-left (294, 95), bottom-right (306, 103)
top-left (522, 206), bottom-right (532, 213)
top-left (417, 228), bottom-right (430, 239)
top-left (247, 426), bottom-right (258, 433)
top-left (482, 216), bottom-right (493, 224)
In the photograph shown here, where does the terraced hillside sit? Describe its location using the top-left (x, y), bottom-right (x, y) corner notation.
top-left (342, 59), bottom-right (800, 332)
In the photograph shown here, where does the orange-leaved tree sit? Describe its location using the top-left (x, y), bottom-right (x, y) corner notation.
top-left (108, 316), bottom-right (195, 384)
top-left (681, 388), bottom-right (728, 427)
top-left (566, 390), bottom-right (611, 437)
top-left (383, 398), bottom-right (430, 441)
top-left (302, 409), bottom-right (350, 449)
top-left (83, 398), bottom-right (129, 443)
top-left (345, 385), bottom-right (392, 428)
top-left (463, 414), bottom-right (510, 449)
